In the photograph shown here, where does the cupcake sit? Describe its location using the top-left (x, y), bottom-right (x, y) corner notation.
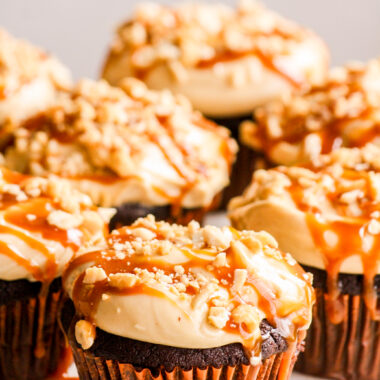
top-left (0, 29), bottom-right (71, 148)
top-left (0, 167), bottom-right (112, 379)
top-left (229, 144), bottom-right (380, 380)
top-left (1, 78), bottom-right (236, 228)
top-left (240, 58), bottom-right (380, 168)
top-left (101, 0), bottom-right (329, 204)
top-left (61, 215), bottom-right (314, 380)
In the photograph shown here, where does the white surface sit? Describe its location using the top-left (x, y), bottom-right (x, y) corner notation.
top-left (1, 0), bottom-right (380, 79)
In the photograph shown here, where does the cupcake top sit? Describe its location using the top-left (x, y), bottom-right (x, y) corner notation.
top-left (0, 167), bottom-right (113, 282)
top-left (102, 1), bottom-right (328, 117)
top-left (229, 144), bottom-right (380, 320)
top-left (63, 215), bottom-right (314, 363)
top-left (241, 59), bottom-right (380, 165)
top-left (0, 29), bottom-right (71, 127)
top-left (2, 78), bottom-right (237, 209)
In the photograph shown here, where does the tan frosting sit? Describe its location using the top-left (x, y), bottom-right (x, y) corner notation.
top-left (229, 145), bottom-right (380, 321)
top-left (2, 78), bottom-right (237, 208)
top-left (63, 215), bottom-right (313, 362)
top-left (229, 144), bottom-right (380, 273)
top-left (241, 59), bottom-right (380, 165)
top-left (102, 1), bottom-right (329, 117)
top-left (0, 29), bottom-right (71, 133)
top-left (0, 167), bottom-right (113, 282)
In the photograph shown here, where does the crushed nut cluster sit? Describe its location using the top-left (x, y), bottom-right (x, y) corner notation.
top-left (241, 59), bottom-right (380, 165)
top-left (230, 144), bottom-right (380, 223)
top-left (108, 0), bottom-right (307, 75)
top-left (0, 29), bottom-right (71, 99)
top-left (3, 78), bottom-right (235, 180)
top-left (0, 167), bottom-right (113, 237)
top-left (78, 214), bottom-right (306, 338)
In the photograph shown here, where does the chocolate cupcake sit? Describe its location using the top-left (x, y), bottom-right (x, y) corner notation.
top-left (101, 0), bottom-right (329, 204)
top-left (0, 167), bottom-right (112, 379)
top-left (0, 29), bottom-right (71, 148)
top-left (1, 78), bottom-right (236, 227)
top-left (229, 144), bottom-right (380, 380)
top-left (61, 215), bottom-right (314, 380)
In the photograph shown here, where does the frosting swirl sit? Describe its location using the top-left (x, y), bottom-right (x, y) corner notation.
top-left (63, 215), bottom-right (313, 364)
top-left (0, 29), bottom-right (71, 134)
top-left (102, 1), bottom-right (329, 117)
top-left (229, 144), bottom-right (380, 321)
top-left (241, 59), bottom-right (380, 165)
top-left (0, 167), bottom-right (113, 282)
top-left (2, 78), bottom-right (237, 209)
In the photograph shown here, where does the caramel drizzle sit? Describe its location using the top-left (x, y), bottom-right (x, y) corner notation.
top-left (286, 167), bottom-right (380, 323)
top-left (65, 225), bottom-right (312, 360)
top-left (0, 225), bottom-right (55, 282)
top-left (197, 49), bottom-right (302, 89)
top-left (147, 113), bottom-right (233, 213)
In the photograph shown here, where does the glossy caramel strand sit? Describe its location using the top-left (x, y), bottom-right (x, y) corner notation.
top-left (286, 167), bottom-right (380, 322)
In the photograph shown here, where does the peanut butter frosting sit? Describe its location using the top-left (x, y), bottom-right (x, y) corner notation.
top-left (63, 215), bottom-right (314, 368)
top-left (241, 59), bottom-right (380, 165)
top-left (0, 29), bottom-right (71, 136)
top-left (102, 1), bottom-right (329, 117)
top-left (229, 144), bottom-right (380, 322)
top-left (1, 78), bottom-right (237, 209)
top-left (0, 167), bottom-right (113, 282)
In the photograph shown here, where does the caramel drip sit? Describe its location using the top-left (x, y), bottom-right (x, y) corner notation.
top-left (47, 345), bottom-right (76, 380)
top-left (66, 225), bottom-right (312, 359)
top-left (35, 283), bottom-right (49, 359)
top-left (287, 168), bottom-right (380, 322)
top-left (277, 329), bottom-right (306, 380)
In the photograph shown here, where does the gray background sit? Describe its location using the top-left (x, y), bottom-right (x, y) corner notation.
top-left (1, 0), bottom-right (380, 79)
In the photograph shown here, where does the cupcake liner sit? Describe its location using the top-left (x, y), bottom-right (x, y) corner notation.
top-left (71, 345), bottom-right (292, 380)
top-left (0, 281), bottom-right (66, 380)
top-left (295, 287), bottom-right (380, 380)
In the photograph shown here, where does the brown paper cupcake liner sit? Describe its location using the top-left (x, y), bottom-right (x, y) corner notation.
top-left (295, 287), bottom-right (380, 380)
top-left (71, 345), bottom-right (294, 380)
top-left (0, 280), bottom-right (66, 380)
